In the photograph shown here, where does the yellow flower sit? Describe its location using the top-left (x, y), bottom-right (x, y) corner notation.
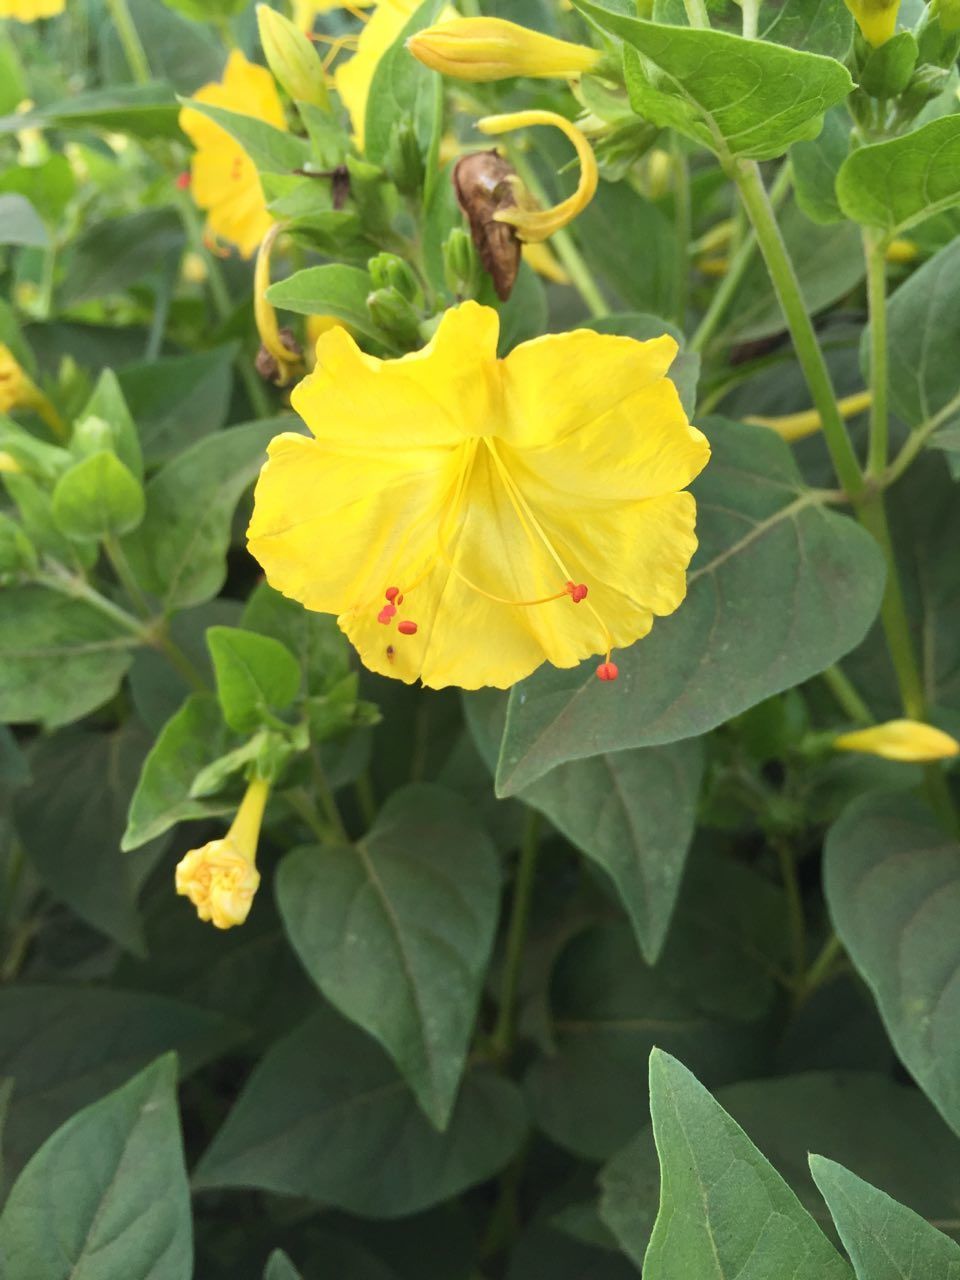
top-left (0, 0), bottom-right (64, 21)
top-left (407, 17), bottom-right (600, 82)
top-left (247, 302), bottom-right (709, 690)
top-left (746, 391), bottom-right (872, 444)
top-left (522, 241), bottom-right (571, 285)
top-left (0, 451), bottom-right (22, 474)
top-left (477, 110), bottom-right (599, 242)
top-left (334, 0), bottom-right (420, 150)
top-left (175, 776), bottom-right (270, 929)
top-left (293, 0), bottom-right (373, 28)
top-left (179, 51), bottom-right (288, 259)
top-left (834, 719), bottom-right (960, 763)
top-left (0, 344), bottom-right (28, 413)
top-left (843, 0), bottom-right (899, 45)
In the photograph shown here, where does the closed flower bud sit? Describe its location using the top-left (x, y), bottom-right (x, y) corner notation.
top-left (844, 0), bottom-right (900, 47)
top-left (256, 4), bottom-right (330, 111)
top-left (366, 286), bottom-right (423, 344)
top-left (368, 252), bottom-right (423, 304)
top-left (384, 116), bottom-right (425, 196)
top-left (175, 776), bottom-right (270, 929)
top-left (443, 227), bottom-right (481, 298)
top-left (408, 17), bottom-right (600, 81)
top-left (834, 719), bottom-right (960, 763)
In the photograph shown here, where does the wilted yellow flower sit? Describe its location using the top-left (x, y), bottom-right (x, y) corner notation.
top-left (407, 17), bottom-right (599, 81)
top-left (0, 0), bottom-right (64, 21)
top-left (175, 776), bottom-right (270, 929)
top-left (247, 302), bottom-right (709, 690)
top-left (746, 391), bottom-right (872, 444)
top-left (834, 719), bottom-right (960, 763)
top-left (179, 51), bottom-right (288, 258)
top-left (477, 110), bottom-right (598, 242)
top-left (523, 241), bottom-right (571, 284)
top-left (843, 0), bottom-right (899, 45)
top-left (334, 0), bottom-right (419, 149)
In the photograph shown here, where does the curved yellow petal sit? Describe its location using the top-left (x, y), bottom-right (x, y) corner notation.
top-left (334, 0), bottom-right (419, 149)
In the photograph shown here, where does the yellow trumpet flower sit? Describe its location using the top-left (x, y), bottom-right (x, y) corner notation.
top-left (843, 0), bottom-right (900, 45)
top-left (834, 720), bottom-right (960, 763)
top-left (175, 776), bottom-right (270, 929)
top-left (407, 17), bottom-right (600, 82)
top-left (477, 110), bottom-right (599, 243)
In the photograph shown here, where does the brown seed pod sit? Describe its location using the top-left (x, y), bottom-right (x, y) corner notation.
top-left (452, 149), bottom-right (522, 302)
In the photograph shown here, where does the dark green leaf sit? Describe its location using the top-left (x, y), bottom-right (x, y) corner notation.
top-left (242, 582), bottom-right (350, 695)
top-left (496, 420), bottom-right (885, 795)
top-left (265, 1252), bottom-right (304, 1280)
top-left (576, 181), bottom-right (678, 316)
top-left (884, 238), bottom-right (960, 432)
top-left (59, 208), bottom-right (185, 305)
top-left (206, 625), bottom-right (301, 733)
top-left (193, 1006), bottom-right (527, 1217)
top-left (118, 345), bottom-right (237, 462)
top-left (0, 195), bottom-right (48, 248)
top-left (0, 1055), bottom-right (191, 1280)
top-left (0, 83), bottom-right (183, 141)
top-left (758, 0), bottom-right (853, 58)
top-left (792, 109), bottom-right (850, 225)
top-left (857, 30), bottom-right (918, 98)
top-left (177, 99), bottom-right (309, 173)
top-left (642, 1050), bottom-right (852, 1278)
top-left (837, 116), bottom-right (960, 234)
top-left (276, 785), bottom-right (500, 1128)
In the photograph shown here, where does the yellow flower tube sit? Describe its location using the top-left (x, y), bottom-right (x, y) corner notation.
top-left (407, 17), bottom-right (600, 82)
top-left (254, 223), bottom-right (303, 387)
top-left (746, 390), bottom-right (873, 444)
top-left (0, 0), bottom-right (65, 20)
top-left (834, 719), bottom-right (960, 763)
top-left (843, 0), bottom-right (900, 46)
top-left (476, 110), bottom-right (599, 243)
top-left (0, 343), bottom-right (67, 440)
top-left (175, 776), bottom-right (270, 929)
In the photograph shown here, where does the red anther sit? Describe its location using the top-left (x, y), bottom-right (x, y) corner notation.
top-left (565, 581), bottom-right (588, 603)
top-left (397, 620), bottom-right (418, 636)
top-left (596, 661), bottom-right (619, 682)
top-left (385, 586), bottom-right (400, 602)
top-left (175, 171), bottom-right (190, 190)
top-left (377, 605), bottom-right (396, 625)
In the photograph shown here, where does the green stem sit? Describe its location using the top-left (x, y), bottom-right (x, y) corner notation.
top-left (36, 564), bottom-right (146, 639)
top-left (103, 535), bottom-right (151, 618)
top-left (690, 161), bottom-right (791, 354)
top-left (311, 748), bottom-right (348, 842)
top-left (104, 0), bottom-right (151, 84)
top-left (800, 932), bottom-right (844, 1002)
top-left (151, 622), bottom-right (210, 693)
top-left (507, 149), bottom-right (609, 320)
top-left (671, 135), bottom-right (691, 329)
top-left (821, 664), bottom-right (873, 724)
top-left (683, 0), bottom-right (711, 26)
top-left (491, 810), bottom-right (542, 1062)
top-left (773, 835), bottom-right (805, 989)
top-left (731, 159), bottom-right (865, 498)
top-left (354, 771), bottom-right (377, 830)
top-left (864, 230), bottom-right (889, 478)
top-left (287, 788), bottom-right (329, 843)
top-left (740, 0), bottom-right (760, 38)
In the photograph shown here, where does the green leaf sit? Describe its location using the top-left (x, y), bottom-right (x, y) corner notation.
top-left (883, 238), bottom-right (960, 431)
top-left (0, 1055), bottom-right (191, 1280)
top-left (364, 0), bottom-right (446, 167)
top-left (77, 368), bottom-right (143, 480)
top-left (59, 208), bottom-right (185, 305)
top-left (824, 792), bottom-right (960, 1137)
top-left (576, 181), bottom-right (678, 317)
top-left (811, 1155), bottom-right (960, 1279)
top-left (602, 1071), bottom-right (960, 1266)
top-left (495, 420), bottom-right (885, 796)
top-left (193, 1006), bottom-right (527, 1217)
top-left (757, 0), bottom-right (854, 58)
top-left (117, 345), bottom-right (237, 463)
top-left (857, 30), bottom-right (918, 98)
top-left (122, 419), bottom-right (285, 612)
top-left (15, 726), bottom-right (163, 954)
top-left (51, 451), bottom-right (145, 540)
top-left (0, 585), bottom-right (137, 729)
top-left (837, 116), bottom-right (960, 234)
top-left (265, 1252), bottom-right (303, 1280)
top-left (276, 785), bottom-right (500, 1129)
top-left (0, 1077), bottom-right (11, 1189)
top-left (577, 1), bottom-right (854, 160)
top-left (0, 985), bottom-right (242, 1184)
top-left (122, 693), bottom-right (236, 850)
top-left (0, 83), bottom-right (184, 140)
top-left (642, 1050), bottom-right (852, 1278)
top-left (0, 194), bottom-right (48, 248)
top-left (242, 582), bottom-right (350, 695)
top-left (267, 266), bottom-right (385, 344)
top-left (792, 108), bottom-right (850, 225)
top-left (177, 98), bottom-right (309, 173)
top-left (206, 626), bottom-right (301, 733)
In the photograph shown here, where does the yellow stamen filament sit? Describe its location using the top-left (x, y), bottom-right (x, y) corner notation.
top-left (476, 109), bottom-right (599, 243)
top-left (746, 390), bottom-right (872, 443)
top-left (254, 222), bottom-right (302, 387)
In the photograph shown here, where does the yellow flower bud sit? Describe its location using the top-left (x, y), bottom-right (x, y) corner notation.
top-left (886, 238), bottom-right (919, 264)
top-left (834, 719), bottom-right (960, 763)
top-left (175, 776), bottom-right (270, 929)
top-left (844, 0), bottom-right (900, 46)
top-left (746, 391), bottom-right (872, 444)
top-left (476, 109), bottom-right (599, 243)
top-left (407, 17), bottom-right (600, 82)
top-left (254, 223), bottom-right (303, 388)
top-left (0, 345), bottom-right (28, 414)
top-left (256, 3), bottom-right (331, 111)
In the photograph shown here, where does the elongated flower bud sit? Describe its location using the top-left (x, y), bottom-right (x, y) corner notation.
top-left (746, 391), bottom-right (872, 443)
top-left (844, 0), bottom-right (900, 46)
top-left (476, 109), bottom-right (599, 243)
top-left (834, 719), bottom-right (960, 763)
top-left (175, 776), bottom-right (270, 929)
top-left (408, 17), bottom-right (600, 82)
top-left (257, 4), bottom-right (330, 110)
top-left (254, 223), bottom-right (303, 387)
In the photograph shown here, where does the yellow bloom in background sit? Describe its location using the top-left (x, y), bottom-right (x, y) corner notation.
top-left (248, 302), bottom-right (709, 690)
top-left (407, 17), bottom-right (600, 82)
top-left (834, 719), bottom-right (960, 763)
top-left (0, 0), bottom-right (64, 21)
top-left (293, 0), bottom-right (373, 28)
top-left (334, 0), bottom-right (419, 149)
top-left (0, 344), bottom-right (28, 413)
top-left (179, 51), bottom-right (288, 258)
top-left (477, 110), bottom-right (599, 242)
top-left (746, 390), bottom-right (872, 444)
top-left (843, 0), bottom-right (900, 45)
top-left (175, 776), bottom-right (270, 929)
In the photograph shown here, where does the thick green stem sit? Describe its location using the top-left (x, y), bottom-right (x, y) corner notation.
top-left (864, 230), bottom-right (890, 478)
top-left (690, 161), bottom-right (791, 354)
top-left (732, 159), bottom-right (865, 498)
top-left (491, 810), bottom-right (542, 1062)
top-left (740, 0), bottom-right (760, 38)
top-left (105, 0), bottom-right (151, 84)
top-left (311, 748), bottom-right (349, 842)
top-left (683, 0), bottom-right (711, 27)
top-left (821, 664), bottom-right (872, 724)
